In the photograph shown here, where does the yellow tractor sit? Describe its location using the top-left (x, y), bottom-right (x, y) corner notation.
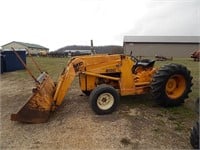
top-left (11, 48), bottom-right (193, 123)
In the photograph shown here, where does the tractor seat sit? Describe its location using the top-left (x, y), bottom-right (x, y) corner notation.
top-left (137, 59), bottom-right (155, 68)
top-left (132, 59), bottom-right (155, 73)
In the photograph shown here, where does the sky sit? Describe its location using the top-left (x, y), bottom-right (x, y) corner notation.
top-left (0, 0), bottom-right (199, 51)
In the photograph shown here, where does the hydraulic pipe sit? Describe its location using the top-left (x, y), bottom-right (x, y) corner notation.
top-left (25, 48), bottom-right (42, 73)
top-left (11, 47), bottom-right (38, 83)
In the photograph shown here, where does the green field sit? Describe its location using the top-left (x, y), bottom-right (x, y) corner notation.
top-left (14, 56), bottom-right (199, 109)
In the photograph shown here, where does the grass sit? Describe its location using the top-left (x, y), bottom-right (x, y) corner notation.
top-left (13, 56), bottom-right (69, 81)
top-left (174, 122), bottom-right (185, 132)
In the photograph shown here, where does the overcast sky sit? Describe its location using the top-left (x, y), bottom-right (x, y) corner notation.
top-left (0, 0), bottom-right (199, 51)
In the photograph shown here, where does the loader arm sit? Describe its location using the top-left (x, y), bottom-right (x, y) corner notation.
top-left (53, 57), bottom-right (84, 109)
top-left (52, 54), bottom-right (123, 109)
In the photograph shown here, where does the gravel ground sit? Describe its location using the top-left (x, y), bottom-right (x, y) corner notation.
top-left (0, 72), bottom-right (196, 150)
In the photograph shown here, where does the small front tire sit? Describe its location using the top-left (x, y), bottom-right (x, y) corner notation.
top-left (89, 84), bottom-right (120, 115)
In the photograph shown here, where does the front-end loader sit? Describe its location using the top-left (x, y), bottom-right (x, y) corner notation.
top-left (11, 48), bottom-right (193, 123)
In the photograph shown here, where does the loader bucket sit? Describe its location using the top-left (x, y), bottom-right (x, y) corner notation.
top-left (11, 72), bottom-right (56, 123)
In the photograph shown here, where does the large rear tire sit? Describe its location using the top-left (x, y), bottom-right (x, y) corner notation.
top-left (89, 84), bottom-right (120, 115)
top-left (190, 121), bottom-right (199, 149)
top-left (151, 63), bottom-right (192, 107)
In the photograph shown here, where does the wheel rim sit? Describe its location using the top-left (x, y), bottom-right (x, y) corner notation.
top-left (97, 93), bottom-right (114, 110)
top-left (165, 74), bottom-right (186, 99)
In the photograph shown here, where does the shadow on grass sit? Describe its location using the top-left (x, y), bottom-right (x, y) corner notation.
top-left (120, 94), bottom-right (196, 121)
top-left (160, 105), bottom-right (196, 119)
top-left (120, 94), bottom-right (155, 108)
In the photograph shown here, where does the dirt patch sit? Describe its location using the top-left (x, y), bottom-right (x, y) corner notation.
top-left (0, 72), bottom-right (197, 149)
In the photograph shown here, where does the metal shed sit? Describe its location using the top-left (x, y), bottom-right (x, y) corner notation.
top-left (123, 36), bottom-right (200, 57)
top-left (1, 41), bottom-right (49, 55)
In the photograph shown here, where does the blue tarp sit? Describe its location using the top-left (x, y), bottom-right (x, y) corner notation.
top-left (0, 51), bottom-right (26, 73)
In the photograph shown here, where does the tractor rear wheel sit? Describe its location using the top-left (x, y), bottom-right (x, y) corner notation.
top-left (151, 63), bottom-right (192, 107)
top-left (89, 84), bottom-right (120, 115)
top-left (190, 121), bottom-right (199, 149)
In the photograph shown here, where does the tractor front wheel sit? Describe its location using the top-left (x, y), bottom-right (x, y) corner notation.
top-left (151, 63), bottom-right (192, 107)
top-left (89, 84), bottom-right (120, 115)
